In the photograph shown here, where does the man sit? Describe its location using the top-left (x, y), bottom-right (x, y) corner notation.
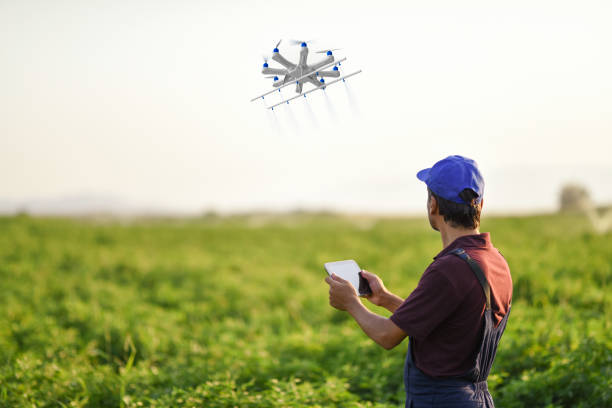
top-left (325, 155), bottom-right (512, 407)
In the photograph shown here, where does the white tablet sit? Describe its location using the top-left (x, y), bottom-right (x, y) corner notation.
top-left (324, 259), bottom-right (372, 297)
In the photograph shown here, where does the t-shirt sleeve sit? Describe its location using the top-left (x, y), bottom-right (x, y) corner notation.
top-left (390, 264), bottom-right (464, 340)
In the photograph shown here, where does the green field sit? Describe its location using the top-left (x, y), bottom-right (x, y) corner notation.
top-left (0, 213), bottom-right (610, 407)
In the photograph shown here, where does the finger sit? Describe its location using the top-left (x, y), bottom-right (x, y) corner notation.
top-left (360, 270), bottom-right (375, 281)
top-left (360, 270), bottom-right (379, 286)
top-left (331, 273), bottom-right (348, 283)
top-left (327, 276), bottom-right (341, 287)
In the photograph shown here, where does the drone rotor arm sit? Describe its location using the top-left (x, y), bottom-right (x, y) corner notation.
top-left (317, 70), bottom-right (341, 78)
top-left (298, 46), bottom-right (309, 67)
top-left (272, 53), bottom-right (297, 70)
top-left (262, 67), bottom-right (287, 75)
top-left (309, 56), bottom-right (334, 72)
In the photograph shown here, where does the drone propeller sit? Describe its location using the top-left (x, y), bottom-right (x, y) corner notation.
top-left (272, 39), bottom-right (282, 53)
top-left (289, 39), bottom-right (314, 46)
top-left (316, 48), bottom-right (342, 54)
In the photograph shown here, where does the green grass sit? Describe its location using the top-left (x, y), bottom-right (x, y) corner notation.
top-left (0, 213), bottom-right (610, 407)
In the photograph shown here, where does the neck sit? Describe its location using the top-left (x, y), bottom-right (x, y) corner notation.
top-left (439, 225), bottom-right (480, 248)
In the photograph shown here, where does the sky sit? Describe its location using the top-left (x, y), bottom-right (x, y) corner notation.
top-left (1, 0), bottom-right (611, 214)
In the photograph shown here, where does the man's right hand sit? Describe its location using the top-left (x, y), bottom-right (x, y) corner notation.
top-left (360, 270), bottom-right (405, 313)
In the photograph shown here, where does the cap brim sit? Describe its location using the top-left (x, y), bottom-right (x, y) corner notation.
top-left (416, 168), bottom-right (430, 182)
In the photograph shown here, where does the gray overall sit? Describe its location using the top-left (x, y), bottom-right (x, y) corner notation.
top-left (403, 248), bottom-right (511, 407)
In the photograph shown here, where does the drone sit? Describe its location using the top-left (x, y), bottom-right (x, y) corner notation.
top-left (250, 40), bottom-right (362, 110)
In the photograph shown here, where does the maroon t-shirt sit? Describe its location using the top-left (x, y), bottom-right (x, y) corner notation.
top-left (390, 233), bottom-right (512, 378)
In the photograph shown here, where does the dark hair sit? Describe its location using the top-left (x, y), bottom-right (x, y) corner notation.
top-left (428, 188), bottom-right (482, 229)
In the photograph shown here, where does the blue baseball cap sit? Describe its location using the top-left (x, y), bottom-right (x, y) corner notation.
top-left (416, 155), bottom-right (484, 204)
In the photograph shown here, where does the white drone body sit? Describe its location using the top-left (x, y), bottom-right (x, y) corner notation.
top-left (251, 40), bottom-right (362, 109)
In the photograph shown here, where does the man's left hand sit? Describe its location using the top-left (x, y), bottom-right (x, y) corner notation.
top-left (325, 274), bottom-right (359, 311)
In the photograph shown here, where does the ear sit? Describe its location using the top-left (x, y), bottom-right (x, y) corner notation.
top-left (429, 194), bottom-right (438, 216)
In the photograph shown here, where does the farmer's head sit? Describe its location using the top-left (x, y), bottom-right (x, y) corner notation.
top-left (416, 155), bottom-right (484, 231)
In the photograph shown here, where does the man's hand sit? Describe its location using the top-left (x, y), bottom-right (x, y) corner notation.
top-left (325, 274), bottom-right (360, 311)
top-left (360, 270), bottom-right (390, 307)
top-left (360, 270), bottom-right (404, 313)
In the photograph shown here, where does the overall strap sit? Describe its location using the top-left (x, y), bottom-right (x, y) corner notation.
top-left (450, 248), bottom-right (491, 310)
